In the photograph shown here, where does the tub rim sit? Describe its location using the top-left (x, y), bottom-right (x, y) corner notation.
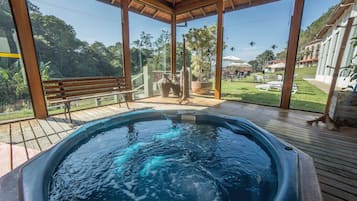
top-left (19, 109), bottom-right (300, 201)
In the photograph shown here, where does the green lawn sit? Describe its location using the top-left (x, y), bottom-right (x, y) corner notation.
top-left (0, 96), bottom-right (121, 123)
top-left (0, 109), bottom-right (34, 122)
top-left (221, 66), bottom-right (328, 112)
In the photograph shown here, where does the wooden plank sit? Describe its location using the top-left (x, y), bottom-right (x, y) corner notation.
top-left (9, 0), bottom-right (47, 118)
top-left (46, 118), bottom-right (66, 138)
top-left (322, 193), bottom-right (346, 201)
top-left (318, 175), bottom-right (357, 196)
top-left (314, 158), bottom-right (357, 177)
top-left (0, 125), bottom-right (11, 176)
top-left (272, 129), bottom-right (357, 155)
top-left (37, 119), bottom-right (62, 144)
top-left (278, 138), bottom-right (357, 163)
top-left (317, 168), bottom-right (357, 188)
top-left (0, 124), bottom-right (11, 143)
top-left (170, 13), bottom-right (176, 76)
top-left (46, 89), bottom-right (122, 100)
top-left (44, 79), bottom-right (121, 87)
top-left (283, 139), bottom-right (357, 167)
top-left (301, 149), bottom-right (357, 171)
top-left (28, 119), bottom-right (53, 149)
top-left (152, 10), bottom-right (160, 18)
top-left (10, 123), bottom-right (28, 168)
top-left (280, 0), bottom-right (304, 109)
top-left (71, 110), bottom-right (92, 123)
top-left (228, 0), bottom-right (235, 9)
top-left (122, 0), bottom-right (133, 101)
top-left (43, 76), bottom-right (123, 83)
top-left (46, 86), bottom-right (120, 97)
top-left (51, 117), bottom-right (75, 139)
top-left (135, 0), bottom-right (174, 14)
top-left (265, 124), bottom-right (357, 151)
top-left (175, 0), bottom-right (217, 15)
top-left (80, 110), bottom-right (100, 122)
top-left (19, 121), bottom-right (40, 152)
top-left (315, 163), bottom-right (357, 183)
top-left (214, 0), bottom-right (224, 99)
top-left (45, 83), bottom-right (119, 93)
top-left (319, 183), bottom-right (357, 201)
top-left (200, 8), bottom-right (206, 16)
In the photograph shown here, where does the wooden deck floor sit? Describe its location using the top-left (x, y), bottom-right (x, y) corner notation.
top-left (0, 97), bottom-right (356, 201)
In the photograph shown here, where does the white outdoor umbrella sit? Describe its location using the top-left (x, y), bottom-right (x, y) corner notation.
top-left (228, 62), bottom-right (252, 68)
top-left (223, 55), bottom-right (243, 63)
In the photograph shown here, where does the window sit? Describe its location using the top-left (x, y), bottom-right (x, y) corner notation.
top-left (129, 12), bottom-right (171, 99)
top-left (290, 1), bottom-right (341, 112)
top-left (221, 0), bottom-right (293, 107)
top-left (177, 15), bottom-right (217, 98)
top-left (28, 0), bottom-right (124, 115)
top-left (0, 0), bottom-right (34, 122)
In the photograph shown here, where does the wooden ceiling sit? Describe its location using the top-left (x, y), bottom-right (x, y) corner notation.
top-left (98, 0), bottom-right (278, 23)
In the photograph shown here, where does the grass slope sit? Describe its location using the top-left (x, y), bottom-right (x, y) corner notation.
top-left (222, 67), bottom-right (327, 112)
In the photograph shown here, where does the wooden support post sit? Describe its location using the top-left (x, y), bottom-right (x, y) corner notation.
top-left (325, 17), bottom-right (354, 114)
top-left (171, 14), bottom-right (177, 77)
top-left (280, 0), bottom-right (304, 109)
top-left (9, 0), bottom-right (47, 118)
top-left (121, 0), bottom-right (133, 101)
top-left (215, 0), bottom-right (224, 99)
top-left (307, 17), bottom-right (354, 127)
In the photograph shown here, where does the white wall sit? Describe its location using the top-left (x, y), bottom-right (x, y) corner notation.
top-left (315, 5), bottom-right (357, 88)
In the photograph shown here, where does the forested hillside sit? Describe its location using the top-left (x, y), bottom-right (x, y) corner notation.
top-left (0, 1), bottom-right (182, 113)
top-left (298, 5), bottom-right (337, 47)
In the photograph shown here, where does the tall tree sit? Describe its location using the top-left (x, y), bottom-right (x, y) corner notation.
top-left (185, 25), bottom-right (217, 81)
top-left (298, 5), bottom-right (337, 48)
top-left (256, 50), bottom-right (275, 71)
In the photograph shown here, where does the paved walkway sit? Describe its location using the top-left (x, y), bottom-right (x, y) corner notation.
top-left (304, 78), bottom-right (335, 93)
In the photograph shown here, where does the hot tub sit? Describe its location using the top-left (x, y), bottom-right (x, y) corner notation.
top-left (0, 109), bottom-right (322, 201)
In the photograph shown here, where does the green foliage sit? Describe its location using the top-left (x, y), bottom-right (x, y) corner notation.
top-left (248, 60), bottom-right (258, 71)
top-left (147, 30), bottom-right (170, 72)
top-left (343, 36), bottom-right (357, 91)
top-left (276, 48), bottom-right (287, 61)
top-left (298, 5), bottom-right (337, 48)
top-left (0, 1), bottom-right (127, 116)
top-left (176, 42), bottom-right (192, 71)
top-left (185, 25), bottom-right (217, 81)
top-left (256, 50), bottom-right (275, 71)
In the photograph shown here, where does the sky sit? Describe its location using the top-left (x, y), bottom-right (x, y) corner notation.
top-left (30, 0), bottom-right (341, 61)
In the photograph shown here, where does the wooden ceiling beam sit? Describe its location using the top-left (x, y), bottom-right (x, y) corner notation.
top-left (153, 10), bottom-right (160, 18)
top-left (128, 0), bottom-right (134, 8)
top-left (229, 0), bottom-right (235, 9)
top-left (135, 0), bottom-right (174, 14)
top-left (140, 5), bottom-right (146, 13)
top-left (187, 11), bottom-right (194, 19)
top-left (200, 8), bottom-right (206, 16)
top-left (175, 0), bottom-right (217, 14)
